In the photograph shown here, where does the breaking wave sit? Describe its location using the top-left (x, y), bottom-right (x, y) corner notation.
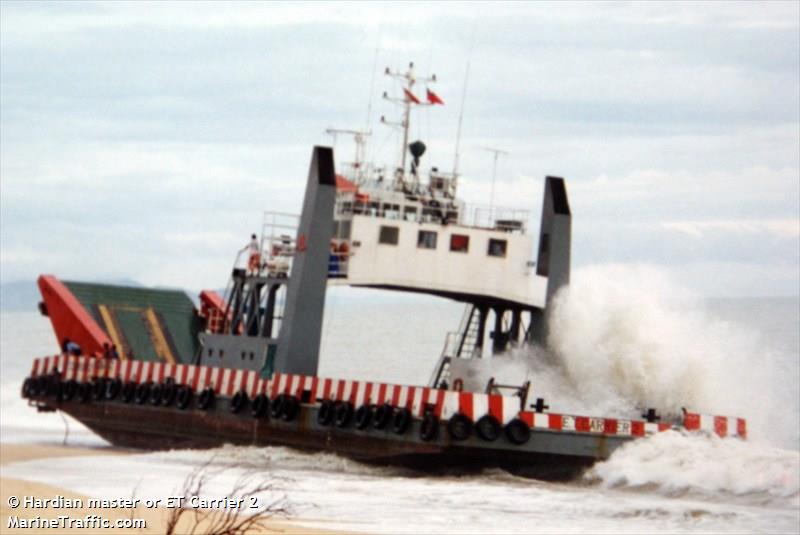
top-left (586, 430), bottom-right (800, 507)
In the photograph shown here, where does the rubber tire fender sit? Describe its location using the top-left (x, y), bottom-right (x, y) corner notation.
top-left (251, 393), bottom-right (269, 417)
top-left (372, 404), bottom-right (393, 430)
top-left (420, 412), bottom-right (439, 441)
top-left (63, 379), bottom-right (78, 402)
top-left (91, 379), bottom-right (106, 401)
top-left (335, 402), bottom-right (354, 428)
top-left (505, 418), bottom-right (531, 445)
top-left (392, 407), bottom-right (412, 435)
top-left (317, 399), bottom-right (335, 426)
top-left (161, 383), bottom-right (177, 407)
top-left (230, 390), bottom-right (249, 414)
top-left (34, 376), bottom-right (48, 397)
top-left (134, 383), bottom-right (150, 405)
top-left (281, 396), bottom-right (299, 422)
top-left (78, 382), bottom-right (93, 404)
top-left (198, 388), bottom-right (215, 411)
top-left (475, 414), bottom-right (502, 442)
top-left (148, 383), bottom-right (163, 406)
top-left (354, 405), bottom-right (372, 430)
top-left (121, 382), bottom-right (137, 403)
top-left (447, 413), bottom-right (473, 441)
top-left (176, 386), bottom-right (193, 410)
top-left (105, 378), bottom-right (122, 401)
top-left (269, 394), bottom-right (286, 419)
top-left (21, 377), bottom-right (34, 399)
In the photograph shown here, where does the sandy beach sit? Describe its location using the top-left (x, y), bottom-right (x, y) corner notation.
top-left (1, 443), bottom-right (345, 534)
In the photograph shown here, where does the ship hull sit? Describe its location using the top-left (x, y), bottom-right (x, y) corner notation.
top-left (29, 393), bottom-right (627, 481)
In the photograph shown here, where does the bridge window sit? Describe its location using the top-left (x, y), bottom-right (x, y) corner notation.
top-left (450, 234), bottom-right (469, 253)
top-left (488, 238), bottom-right (507, 257)
top-left (379, 225), bottom-right (399, 245)
top-left (417, 230), bottom-right (437, 249)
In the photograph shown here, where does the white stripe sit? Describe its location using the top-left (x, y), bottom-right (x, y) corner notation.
top-left (210, 367), bottom-right (221, 391)
top-left (561, 415), bottom-right (576, 432)
top-left (727, 417), bottom-right (738, 436)
top-left (533, 413), bottom-right (549, 429)
top-left (699, 415), bottom-right (714, 432)
top-left (472, 394), bottom-right (488, 420)
top-left (411, 388), bottom-right (425, 415)
top-left (644, 422), bottom-right (659, 435)
top-left (441, 392), bottom-right (460, 419)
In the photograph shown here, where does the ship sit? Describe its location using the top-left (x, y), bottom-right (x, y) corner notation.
top-left (21, 63), bottom-right (746, 480)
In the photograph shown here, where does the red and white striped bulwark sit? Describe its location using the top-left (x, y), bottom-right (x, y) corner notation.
top-left (518, 411), bottom-right (672, 437)
top-left (28, 356), bottom-right (747, 440)
top-left (683, 411), bottom-right (747, 439)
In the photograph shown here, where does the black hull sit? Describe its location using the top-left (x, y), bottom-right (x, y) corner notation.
top-left (28, 392), bottom-right (623, 481)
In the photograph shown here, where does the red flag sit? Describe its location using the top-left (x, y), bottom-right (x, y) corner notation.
top-left (403, 88), bottom-right (421, 104)
top-left (426, 88), bottom-right (444, 105)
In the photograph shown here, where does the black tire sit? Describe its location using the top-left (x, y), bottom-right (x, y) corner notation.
top-left (392, 407), bottom-right (411, 435)
top-left (134, 383), bottom-right (150, 405)
top-left (198, 388), bottom-right (215, 411)
top-left (78, 382), bottom-right (92, 403)
top-left (63, 380), bottom-right (78, 401)
top-left (121, 382), bottom-right (136, 403)
top-left (447, 413), bottom-right (473, 441)
top-left (281, 396), bottom-right (299, 422)
top-left (335, 402), bottom-right (354, 428)
top-left (373, 404), bottom-right (393, 430)
top-left (317, 400), bottom-right (335, 426)
top-left (420, 412), bottom-right (439, 441)
top-left (34, 376), bottom-right (48, 397)
top-left (230, 390), bottom-right (248, 414)
top-left (176, 386), bottom-right (192, 410)
top-left (476, 414), bottom-right (502, 442)
top-left (251, 394), bottom-right (269, 417)
top-left (354, 405), bottom-right (372, 430)
top-left (105, 379), bottom-right (122, 400)
top-left (505, 418), bottom-right (531, 445)
top-left (161, 384), bottom-right (177, 407)
top-left (149, 383), bottom-right (163, 406)
top-left (270, 394), bottom-right (286, 419)
top-left (91, 379), bottom-right (106, 401)
top-left (21, 377), bottom-right (34, 398)
top-left (45, 376), bottom-right (60, 397)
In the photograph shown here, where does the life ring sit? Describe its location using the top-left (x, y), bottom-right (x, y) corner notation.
top-left (317, 399), bottom-right (335, 426)
top-left (176, 386), bottom-right (192, 410)
top-left (251, 394), bottom-right (269, 417)
top-left (447, 413), bottom-right (473, 441)
top-left (335, 402), bottom-right (354, 428)
top-left (475, 414), bottom-right (502, 441)
top-left (148, 383), bottom-right (163, 406)
top-left (161, 383), bottom-right (177, 406)
top-left (392, 407), bottom-right (411, 435)
top-left (230, 390), bottom-right (249, 414)
top-left (78, 382), bottom-right (93, 403)
top-left (134, 383), bottom-right (150, 405)
top-left (372, 404), bottom-right (393, 430)
top-left (121, 382), bottom-right (136, 403)
top-left (91, 379), bottom-right (106, 401)
top-left (505, 418), bottom-right (531, 445)
top-left (63, 380), bottom-right (78, 402)
top-left (354, 405), bottom-right (372, 430)
top-left (281, 396), bottom-right (299, 422)
top-left (105, 378), bottom-right (122, 401)
top-left (269, 394), bottom-right (286, 419)
top-left (420, 412), bottom-right (439, 442)
top-left (198, 388), bottom-right (215, 410)
top-left (453, 378), bottom-right (464, 392)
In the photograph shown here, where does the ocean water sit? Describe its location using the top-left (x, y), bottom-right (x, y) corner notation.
top-left (1, 265), bottom-right (798, 533)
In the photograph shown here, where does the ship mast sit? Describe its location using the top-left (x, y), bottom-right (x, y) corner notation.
top-left (382, 62), bottom-right (437, 190)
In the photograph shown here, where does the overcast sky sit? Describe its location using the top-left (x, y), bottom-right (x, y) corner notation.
top-left (1, 1), bottom-right (798, 297)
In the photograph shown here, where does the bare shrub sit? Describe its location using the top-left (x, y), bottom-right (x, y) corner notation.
top-left (164, 453), bottom-right (289, 535)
